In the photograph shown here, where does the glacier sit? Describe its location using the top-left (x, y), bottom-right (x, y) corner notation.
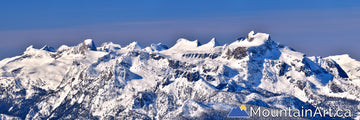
top-left (0, 31), bottom-right (360, 119)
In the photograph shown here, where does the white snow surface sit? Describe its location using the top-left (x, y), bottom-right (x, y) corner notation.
top-left (0, 31), bottom-right (359, 119)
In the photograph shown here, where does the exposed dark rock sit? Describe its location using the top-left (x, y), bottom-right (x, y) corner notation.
top-left (80, 41), bottom-right (97, 54)
top-left (225, 47), bottom-right (247, 59)
top-left (215, 83), bottom-right (227, 89)
top-left (233, 47), bottom-right (247, 59)
top-left (119, 61), bottom-right (131, 68)
top-left (184, 71), bottom-right (200, 82)
top-left (149, 54), bottom-right (165, 60)
top-left (174, 70), bottom-right (184, 78)
top-left (247, 36), bottom-right (254, 42)
top-left (326, 60), bottom-right (336, 68)
top-left (204, 75), bottom-right (216, 81)
top-left (330, 83), bottom-right (343, 93)
top-left (133, 92), bottom-right (157, 108)
top-left (131, 51), bottom-right (140, 57)
top-left (174, 70), bottom-right (200, 82)
top-left (202, 68), bottom-right (211, 73)
top-left (289, 79), bottom-right (295, 83)
top-left (279, 63), bottom-right (290, 76)
top-left (225, 48), bottom-right (232, 59)
top-left (168, 60), bottom-right (181, 69)
top-left (168, 59), bottom-right (195, 70)
top-left (297, 80), bottom-right (305, 90)
top-left (11, 67), bottom-right (22, 75)
top-left (182, 53), bottom-right (220, 59)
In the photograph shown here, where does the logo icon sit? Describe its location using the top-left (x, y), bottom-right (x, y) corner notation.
top-left (228, 105), bottom-right (250, 118)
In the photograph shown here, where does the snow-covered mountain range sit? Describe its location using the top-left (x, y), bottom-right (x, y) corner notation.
top-left (1, 31), bottom-right (360, 119)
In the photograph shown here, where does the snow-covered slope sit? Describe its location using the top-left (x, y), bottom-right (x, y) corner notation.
top-left (328, 54), bottom-right (360, 79)
top-left (0, 31), bottom-right (359, 119)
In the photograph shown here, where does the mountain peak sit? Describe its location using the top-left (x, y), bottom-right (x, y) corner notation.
top-left (246, 31), bottom-right (269, 42)
top-left (82, 39), bottom-right (97, 51)
top-left (229, 31), bottom-right (270, 48)
top-left (41, 45), bottom-right (56, 52)
top-left (126, 41), bottom-right (143, 50)
top-left (328, 54), bottom-right (358, 65)
top-left (100, 42), bottom-right (121, 52)
top-left (2, 31), bottom-right (360, 119)
top-left (199, 38), bottom-right (219, 48)
top-left (25, 45), bottom-right (34, 51)
top-left (247, 30), bottom-right (255, 41)
top-left (169, 38), bottom-right (199, 50)
top-left (176, 38), bottom-right (199, 45)
top-left (150, 43), bottom-right (168, 51)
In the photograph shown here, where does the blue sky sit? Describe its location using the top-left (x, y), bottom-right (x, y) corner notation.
top-left (1, 0), bottom-right (360, 60)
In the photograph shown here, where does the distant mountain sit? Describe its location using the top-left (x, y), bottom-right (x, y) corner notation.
top-left (0, 31), bottom-right (359, 119)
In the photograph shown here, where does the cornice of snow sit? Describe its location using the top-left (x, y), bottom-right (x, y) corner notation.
top-left (228, 31), bottom-right (270, 48)
top-left (168, 38), bottom-right (200, 50)
top-left (198, 38), bottom-right (219, 48)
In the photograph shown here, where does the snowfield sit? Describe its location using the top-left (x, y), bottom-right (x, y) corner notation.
top-left (0, 31), bottom-right (360, 119)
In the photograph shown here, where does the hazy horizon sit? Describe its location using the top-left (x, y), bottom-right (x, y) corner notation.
top-left (1, 0), bottom-right (360, 60)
